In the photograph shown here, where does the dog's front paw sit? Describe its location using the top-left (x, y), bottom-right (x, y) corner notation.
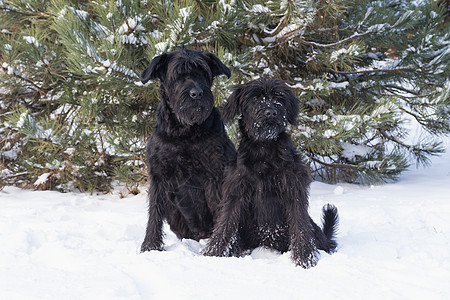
top-left (291, 247), bottom-right (320, 269)
top-left (202, 243), bottom-right (227, 257)
top-left (140, 241), bottom-right (163, 253)
top-left (203, 232), bottom-right (239, 257)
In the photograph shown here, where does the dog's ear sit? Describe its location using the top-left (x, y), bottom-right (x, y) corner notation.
top-left (141, 53), bottom-right (171, 84)
top-left (201, 51), bottom-right (231, 79)
top-left (222, 85), bottom-right (242, 123)
top-left (284, 87), bottom-right (300, 125)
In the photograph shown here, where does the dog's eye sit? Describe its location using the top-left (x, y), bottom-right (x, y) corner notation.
top-left (273, 101), bottom-right (283, 108)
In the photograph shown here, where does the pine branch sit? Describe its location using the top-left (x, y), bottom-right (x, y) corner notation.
top-left (302, 30), bottom-right (375, 48)
top-left (328, 67), bottom-right (417, 75)
top-left (308, 155), bottom-right (359, 170)
top-left (384, 84), bottom-right (420, 96)
top-left (0, 4), bottom-right (54, 19)
top-left (379, 129), bottom-right (443, 156)
top-left (0, 63), bottom-right (47, 96)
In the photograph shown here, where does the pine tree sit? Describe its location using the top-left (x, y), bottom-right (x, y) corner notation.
top-left (0, 0), bottom-right (156, 192)
top-left (225, 0), bottom-right (450, 183)
top-left (1, 0), bottom-right (449, 192)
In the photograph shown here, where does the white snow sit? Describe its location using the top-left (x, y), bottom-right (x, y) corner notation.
top-left (23, 36), bottom-right (40, 47)
top-left (2, 148), bottom-right (19, 160)
top-left (58, 6), bottom-right (89, 21)
top-left (154, 41), bottom-right (169, 54)
top-left (1, 139), bottom-right (450, 299)
top-left (329, 81), bottom-right (349, 89)
top-left (33, 172), bottom-right (51, 186)
top-left (341, 142), bottom-right (372, 161)
top-left (250, 4), bottom-right (271, 13)
top-left (179, 7), bottom-right (191, 21)
top-left (330, 44), bottom-right (362, 63)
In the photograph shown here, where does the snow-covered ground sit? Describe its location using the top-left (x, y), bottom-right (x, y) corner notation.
top-left (1, 140), bottom-right (450, 299)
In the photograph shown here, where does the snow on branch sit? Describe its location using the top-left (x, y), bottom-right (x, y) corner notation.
top-left (302, 25), bottom-right (390, 48)
top-left (0, 62), bottom-right (46, 95)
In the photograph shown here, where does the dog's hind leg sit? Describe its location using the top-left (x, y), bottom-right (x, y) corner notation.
top-left (141, 179), bottom-right (165, 252)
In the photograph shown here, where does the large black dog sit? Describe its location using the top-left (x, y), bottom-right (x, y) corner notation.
top-left (203, 78), bottom-right (338, 268)
top-left (140, 48), bottom-right (235, 252)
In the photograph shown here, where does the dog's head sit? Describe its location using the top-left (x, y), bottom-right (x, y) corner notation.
top-left (141, 48), bottom-right (231, 126)
top-left (223, 78), bottom-right (299, 141)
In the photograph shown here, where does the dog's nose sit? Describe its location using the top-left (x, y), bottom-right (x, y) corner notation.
top-left (190, 88), bottom-right (203, 100)
top-left (264, 108), bottom-right (278, 118)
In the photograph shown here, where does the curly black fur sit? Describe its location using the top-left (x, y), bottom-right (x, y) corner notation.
top-left (203, 78), bottom-right (339, 268)
top-left (140, 48), bottom-right (236, 252)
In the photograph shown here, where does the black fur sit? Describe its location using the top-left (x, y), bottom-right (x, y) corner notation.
top-left (140, 48), bottom-right (235, 252)
top-left (203, 78), bottom-right (338, 268)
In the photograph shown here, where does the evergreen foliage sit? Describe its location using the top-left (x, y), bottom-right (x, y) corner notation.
top-left (1, 0), bottom-right (449, 192)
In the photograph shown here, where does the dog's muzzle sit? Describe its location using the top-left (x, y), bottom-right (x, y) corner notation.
top-left (252, 117), bottom-right (286, 141)
top-left (178, 100), bottom-right (213, 125)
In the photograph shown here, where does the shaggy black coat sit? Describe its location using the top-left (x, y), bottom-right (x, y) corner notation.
top-left (140, 48), bottom-right (236, 252)
top-left (204, 78), bottom-right (338, 268)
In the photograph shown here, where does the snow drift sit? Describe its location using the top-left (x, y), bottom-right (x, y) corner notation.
top-left (1, 140), bottom-right (450, 299)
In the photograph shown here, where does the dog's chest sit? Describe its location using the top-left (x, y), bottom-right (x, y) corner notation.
top-left (243, 152), bottom-right (291, 179)
top-left (252, 192), bottom-right (286, 221)
top-left (248, 176), bottom-right (291, 249)
top-left (251, 192), bottom-right (289, 248)
top-left (148, 133), bottom-right (224, 179)
top-left (238, 146), bottom-right (299, 224)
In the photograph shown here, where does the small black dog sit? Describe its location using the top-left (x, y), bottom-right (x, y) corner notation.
top-left (204, 78), bottom-right (338, 268)
top-left (140, 48), bottom-right (236, 252)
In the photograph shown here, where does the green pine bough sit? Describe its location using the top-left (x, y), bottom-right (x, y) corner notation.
top-left (1, 0), bottom-right (448, 192)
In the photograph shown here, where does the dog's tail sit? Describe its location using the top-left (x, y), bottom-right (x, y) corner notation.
top-left (321, 203), bottom-right (339, 252)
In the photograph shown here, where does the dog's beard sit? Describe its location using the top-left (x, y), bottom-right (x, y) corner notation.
top-left (172, 91), bottom-right (214, 126)
top-left (252, 119), bottom-right (286, 141)
top-left (178, 104), bottom-right (213, 125)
